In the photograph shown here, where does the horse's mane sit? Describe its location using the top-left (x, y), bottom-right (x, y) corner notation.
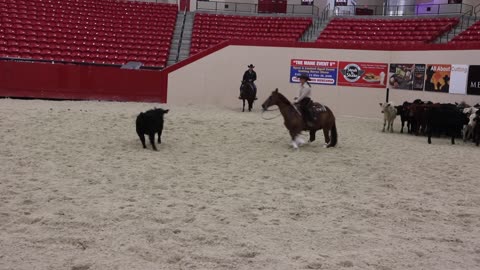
top-left (274, 91), bottom-right (292, 106)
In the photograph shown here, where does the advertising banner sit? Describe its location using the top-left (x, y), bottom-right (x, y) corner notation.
top-left (449, 65), bottom-right (469, 95)
top-left (290, 59), bottom-right (338, 85)
top-left (388, 64), bottom-right (425, 91)
top-left (425, 64), bottom-right (451, 93)
top-left (467, 65), bottom-right (480, 95)
top-left (338, 61), bottom-right (388, 88)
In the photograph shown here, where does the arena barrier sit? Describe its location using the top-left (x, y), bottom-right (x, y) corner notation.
top-left (0, 61), bottom-right (167, 103)
top-left (164, 40), bottom-right (480, 118)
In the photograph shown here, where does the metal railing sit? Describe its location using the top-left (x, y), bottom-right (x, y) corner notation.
top-left (300, 3), bottom-right (331, 42)
top-left (175, 10), bottom-right (188, 63)
top-left (439, 9), bottom-right (479, 43)
top-left (334, 3), bottom-right (473, 17)
top-left (320, 3), bottom-right (331, 24)
top-left (196, 1), bottom-right (319, 16)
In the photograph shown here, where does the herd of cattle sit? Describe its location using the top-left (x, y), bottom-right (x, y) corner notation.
top-left (380, 100), bottom-right (480, 145)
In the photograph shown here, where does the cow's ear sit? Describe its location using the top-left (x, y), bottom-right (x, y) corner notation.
top-left (274, 88), bottom-right (278, 93)
top-left (379, 103), bottom-right (383, 107)
top-left (164, 109), bottom-right (169, 114)
top-left (386, 103), bottom-right (390, 107)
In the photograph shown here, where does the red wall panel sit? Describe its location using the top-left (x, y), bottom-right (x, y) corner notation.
top-left (0, 61), bottom-right (166, 103)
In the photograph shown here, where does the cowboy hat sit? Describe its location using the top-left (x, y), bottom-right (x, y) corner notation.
top-left (297, 74), bottom-right (311, 81)
top-left (248, 64), bottom-right (255, 68)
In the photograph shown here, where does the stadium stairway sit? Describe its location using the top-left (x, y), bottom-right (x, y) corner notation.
top-left (434, 16), bottom-right (480, 43)
top-left (300, 17), bottom-right (332, 42)
top-left (168, 11), bottom-right (194, 66)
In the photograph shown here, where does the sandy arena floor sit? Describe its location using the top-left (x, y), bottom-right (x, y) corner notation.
top-left (0, 99), bottom-right (479, 270)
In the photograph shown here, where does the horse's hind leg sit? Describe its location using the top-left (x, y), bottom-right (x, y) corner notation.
top-left (323, 129), bottom-right (330, 147)
top-left (248, 100), bottom-right (253, 112)
top-left (148, 133), bottom-right (158, 151)
top-left (242, 99), bottom-right (245, 112)
top-left (309, 130), bottom-right (316, 142)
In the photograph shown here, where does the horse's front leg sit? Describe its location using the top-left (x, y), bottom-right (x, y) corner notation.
top-left (382, 118), bottom-right (386, 132)
top-left (289, 131), bottom-right (302, 149)
top-left (242, 99), bottom-right (245, 112)
top-left (309, 130), bottom-right (316, 142)
top-left (389, 120), bottom-right (394, 133)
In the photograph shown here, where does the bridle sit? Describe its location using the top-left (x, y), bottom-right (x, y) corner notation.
top-left (261, 106), bottom-right (281, 120)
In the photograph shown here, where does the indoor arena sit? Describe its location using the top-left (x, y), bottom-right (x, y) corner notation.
top-left (1, 0), bottom-right (480, 269)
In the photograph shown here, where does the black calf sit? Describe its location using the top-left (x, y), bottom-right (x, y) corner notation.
top-left (136, 108), bottom-right (169, 151)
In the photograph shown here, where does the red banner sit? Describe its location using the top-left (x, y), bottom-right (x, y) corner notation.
top-left (338, 61), bottom-right (388, 88)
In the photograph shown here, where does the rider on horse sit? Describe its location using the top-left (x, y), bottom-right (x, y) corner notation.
top-left (294, 74), bottom-right (315, 128)
top-left (240, 64), bottom-right (257, 100)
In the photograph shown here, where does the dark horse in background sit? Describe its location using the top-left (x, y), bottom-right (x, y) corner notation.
top-left (240, 80), bottom-right (255, 112)
top-left (261, 89), bottom-right (337, 149)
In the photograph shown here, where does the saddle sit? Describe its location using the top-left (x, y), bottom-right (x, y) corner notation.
top-left (295, 101), bottom-right (327, 117)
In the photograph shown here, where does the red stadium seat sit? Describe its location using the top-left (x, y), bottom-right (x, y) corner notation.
top-left (0, 1), bottom-right (178, 65)
top-left (317, 17), bottom-right (459, 46)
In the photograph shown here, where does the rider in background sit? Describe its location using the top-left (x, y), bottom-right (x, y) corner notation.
top-left (294, 74), bottom-right (314, 127)
top-left (240, 64), bottom-right (257, 99)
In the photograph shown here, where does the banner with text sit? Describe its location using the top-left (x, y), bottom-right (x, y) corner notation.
top-left (388, 64), bottom-right (425, 91)
top-left (338, 61), bottom-right (388, 88)
top-left (449, 65), bottom-right (469, 95)
top-left (290, 59), bottom-right (338, 85)
top-left (467, 65), bottom-right (480, 95)
top-left (425, 64), bottom-right (451, 93)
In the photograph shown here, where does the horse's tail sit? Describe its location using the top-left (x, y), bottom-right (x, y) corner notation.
top-left (329, 121), bottom-right (338, 147)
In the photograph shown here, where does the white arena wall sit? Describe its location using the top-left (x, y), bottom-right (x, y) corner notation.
top-left (167, 45), bottom-right (480, 118)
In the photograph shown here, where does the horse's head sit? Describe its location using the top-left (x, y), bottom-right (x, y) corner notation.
top-left (261, 88), bottom-right (281, 111)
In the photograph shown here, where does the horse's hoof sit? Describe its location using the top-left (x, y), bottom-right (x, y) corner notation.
top-left (291, 141), bottom-right (299, 149)
top-left (295, 137), bottom-right (305, 146)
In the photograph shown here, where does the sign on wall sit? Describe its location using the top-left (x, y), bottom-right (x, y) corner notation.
top-left (388, 64), bottom-right (425, 91)
top-left (425, 64), bottom-right (451, 93)
top-left (449, 65), bottom-right (469, 95)
top-left (337, 61), bottom-right (388, 88)
top-left (467, 65), bottom-right (480, 95)
top-left (290, 59), bottom-right (338, 85)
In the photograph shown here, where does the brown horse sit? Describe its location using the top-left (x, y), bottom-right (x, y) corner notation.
top-left (261, 89), bottom-right (337, 149)
top-left (240, 81), bottom-right (255, 112)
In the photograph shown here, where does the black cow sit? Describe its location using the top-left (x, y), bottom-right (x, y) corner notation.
top-left (426, 104), bottom-right (468, 144)
top-left (136, 108), bottom-right (169, 151)
top-left (473, 115), bottom-right (480, 146)
top-left (395, 102), bottom-right (412, 133)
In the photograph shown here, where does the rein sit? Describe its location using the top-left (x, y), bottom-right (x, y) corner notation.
top-left (261, 107), bottom-right (281, 120)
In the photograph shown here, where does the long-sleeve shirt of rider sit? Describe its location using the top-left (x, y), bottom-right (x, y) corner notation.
top-left (297, 84), bottom-right (311, 102)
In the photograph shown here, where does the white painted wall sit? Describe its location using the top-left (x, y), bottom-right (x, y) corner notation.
top-left (167, 46), bottom-right (480, 118)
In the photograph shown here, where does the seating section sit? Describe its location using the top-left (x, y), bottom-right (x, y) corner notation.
top-left (0, 0), bottom-right (177, 67)
top-left (451, 20), bottom-right (480, 43)
top-left (191, 13), bottom-right (312, 55)
top-left (317, 17), bottom-right (459, 47)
